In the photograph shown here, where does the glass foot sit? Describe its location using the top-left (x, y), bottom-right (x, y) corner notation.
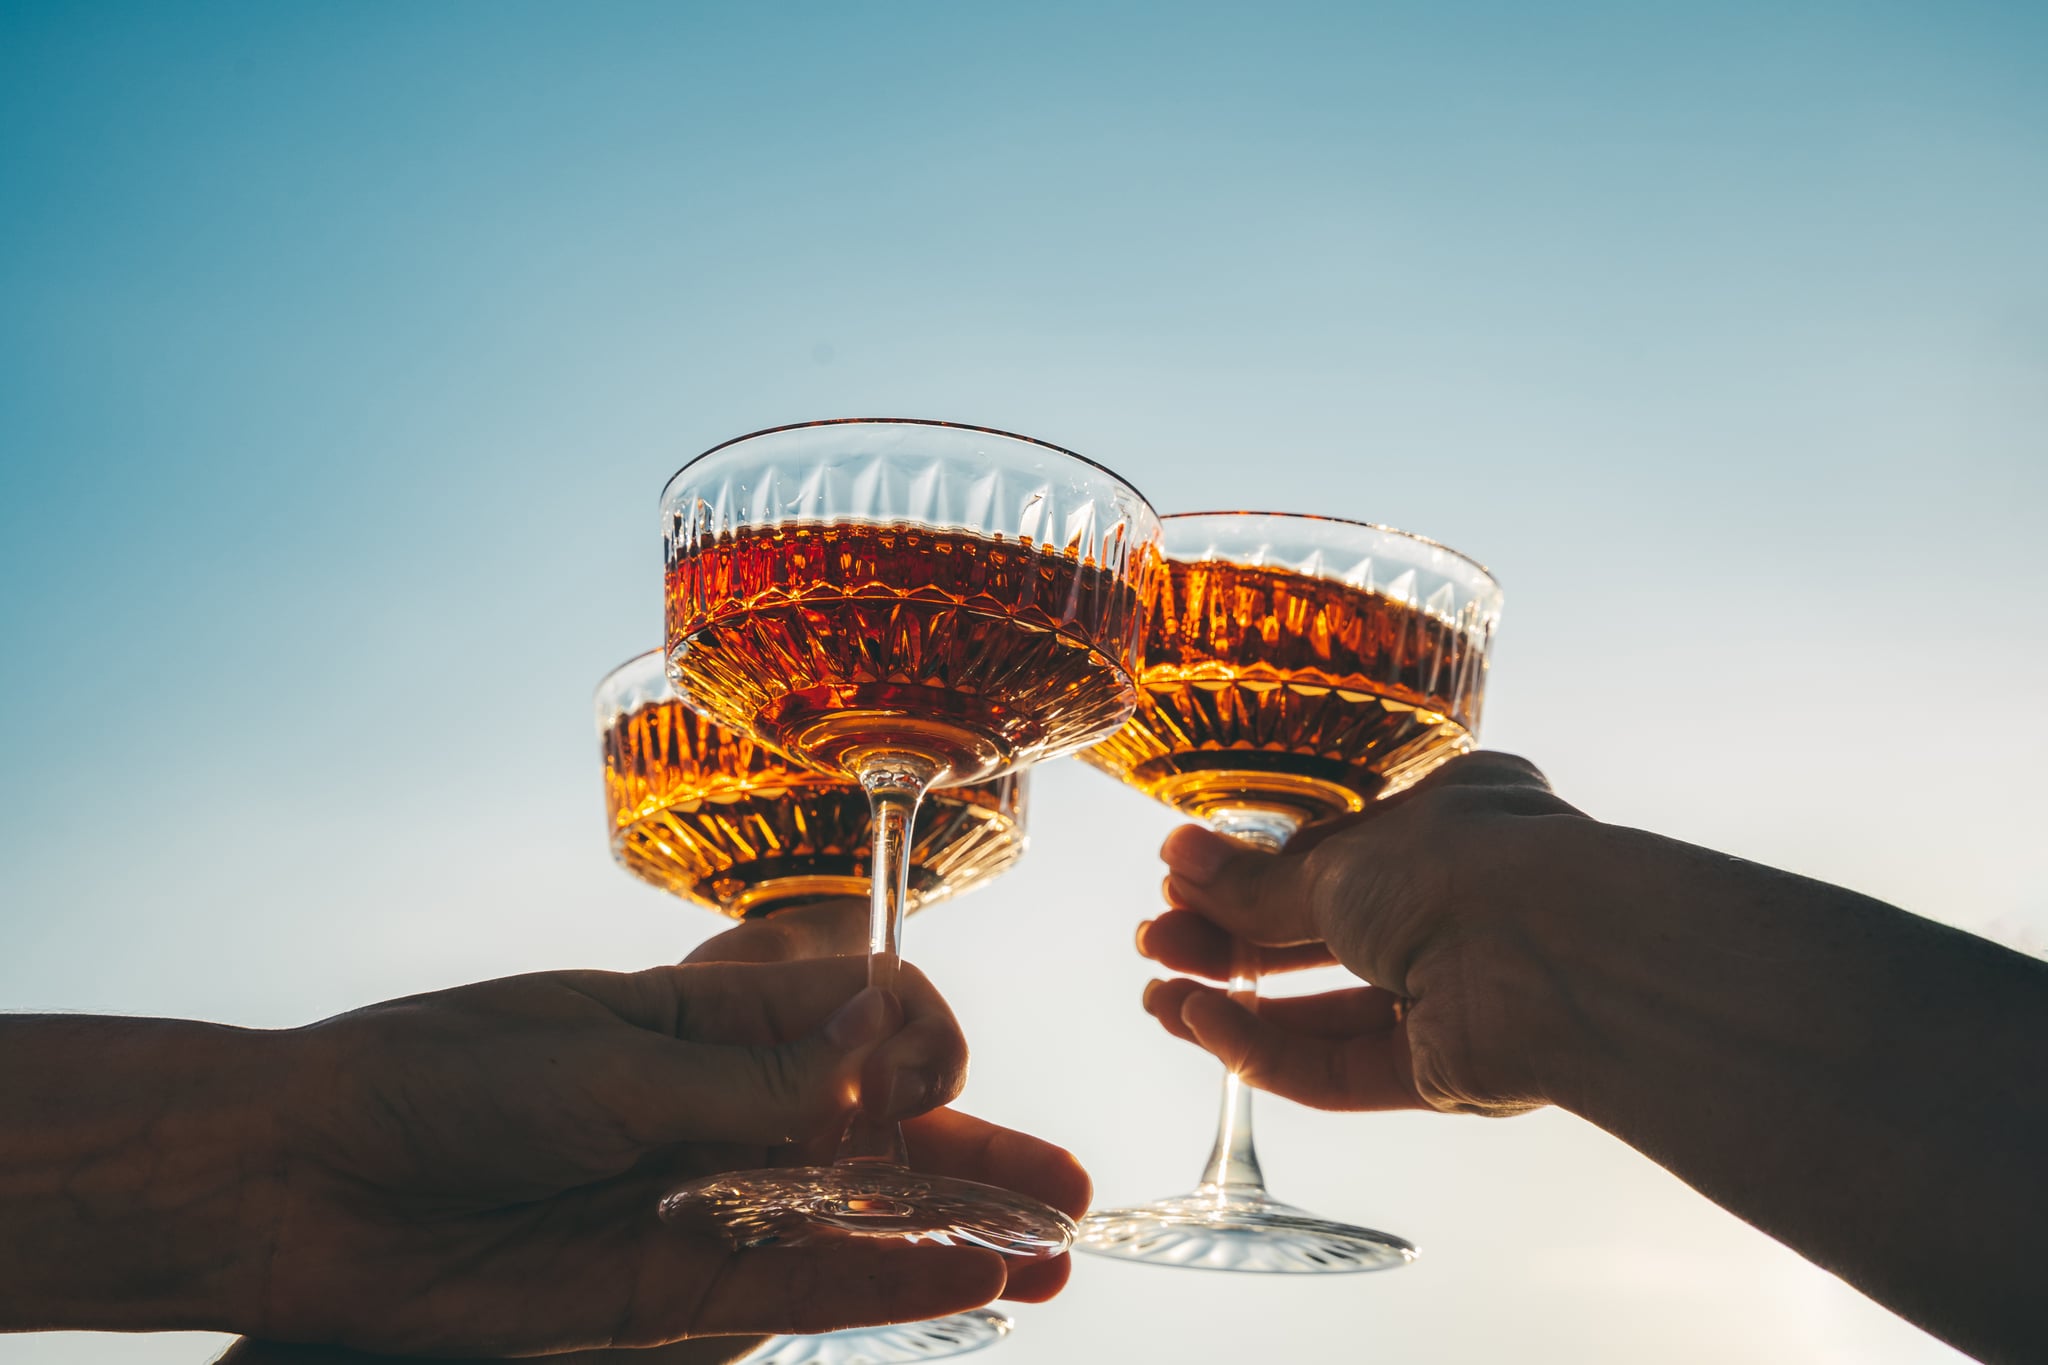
top-left (661, 1163), bottom-right (1076, 1257)
top-left (748, 1309), bottom-right (1013, 1363)
top-left (1075, 1189), bottom-right (1415, 1273)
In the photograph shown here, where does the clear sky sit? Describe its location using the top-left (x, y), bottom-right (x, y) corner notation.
top-left (2, 3), bottom-right (2044, 1362)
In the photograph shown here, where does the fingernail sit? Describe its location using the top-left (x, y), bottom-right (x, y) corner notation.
top-left (881, 1066), bottom-right (933, 1118)
top-left (1135, 919), bottom-right (1156, 954)
top-left (1163, 825), bottom-right (1233, 883)
top-left (1142, 979), bottom-right (1161, 1012)
top-left (824, 988), bottom-right (897, 1050)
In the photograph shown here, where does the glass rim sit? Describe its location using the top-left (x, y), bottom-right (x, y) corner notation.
top-left (661, 416), bottom-right (1158, 514)
top-left (593, 647), bottom-right (667, 702)
top-left (1159, 509), bottom-right (1501, 593)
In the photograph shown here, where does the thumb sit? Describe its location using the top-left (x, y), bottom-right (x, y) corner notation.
top-left (1160, 823), bottom-right (1322, 947)
top-left (682, 897), bottom-right (869, 965)
top-left (636, 986), bottom-right (903, 1145)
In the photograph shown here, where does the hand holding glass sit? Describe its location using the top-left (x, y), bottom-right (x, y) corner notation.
top-left (658, 418), bottom-right (1160, 1256)
top-left (1078, 512), bottom-right (1501, 1272)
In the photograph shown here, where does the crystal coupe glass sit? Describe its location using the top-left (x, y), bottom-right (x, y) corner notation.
top-left (598, 648), bottom-right (1026, 1361)
top-left (600, 649), bottom-right (1027, 921)
top-left (1077, 512), bottom-right (1501, 1273)
top-left (657, 418), bottom-right (1160, 1257)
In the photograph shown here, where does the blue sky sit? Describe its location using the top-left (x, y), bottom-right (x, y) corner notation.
top-left (2, 4), bottom-right (2044, 1362)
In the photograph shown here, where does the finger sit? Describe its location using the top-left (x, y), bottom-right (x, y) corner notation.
top-left (668, 957), bottom-right (957, 1061)
top-left (860, 969), bottom-right (972, 1123)
top-left (1259, 985), bottom-right (1405, 1037)
top-left (611, 987), bottom-right (889, 1145)
top-left (666, 1112), bottom-right (1084, 1304)
top-left (1159, 751), bottom-right (1557, 946)
top-left (1405, 748), bottom-right (1554, 794)
top-left (1178, 984), bottom-right (1421, 1112)
top-left (1148, 978), bottom-right (1402, 1039)
top-left (621, 961), bottom-right (967, 1144)
top-left (1158, 823), bottom-right (1322, 947)
top-left (1136, 911), bottom-right (1338, 980)
top-left (903, 1108), bottom-right (1092, 1220)
top-left (683, 898), bottom-right (869, 965)
top-left (563, 955), bottom-right (879, 1041)
top-left (671, 1243), bottom-right (1009, 1340)
top-left (902, 1108), bottom-right (1085, 1302)
top-left (998, 1252), bottom-right (1072, 1303)
top-left (1142, 977), bottom-right (1203, 1045)
top-left (1144, 979), bottom-right (1420, 1111)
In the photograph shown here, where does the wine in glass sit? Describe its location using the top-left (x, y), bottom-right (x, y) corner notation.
top-left (601, 650), bottom-right (1027, 920)
top-left (1076, 511), bottom-right (1501, 1272)
top-left (598, 648), bottom-right (1027, 1363)
top-left (658, 418), bottom-right (1161, 1256)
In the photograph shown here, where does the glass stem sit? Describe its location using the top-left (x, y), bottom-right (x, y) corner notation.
top-left (836, 753), bottom-right (937, 1169)
top-left (1194, 807), bottom-right (1301, 1201)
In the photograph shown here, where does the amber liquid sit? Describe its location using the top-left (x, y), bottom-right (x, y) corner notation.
top-left (1082, 560), bottom-right (1490, 825)
top-left (666, 522), bottom-right (1144, 786)
top-left (603, 697), bottom-right (1027, 918)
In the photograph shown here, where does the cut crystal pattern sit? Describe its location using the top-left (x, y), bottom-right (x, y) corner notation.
top-left (662, 423), bottom-right (1162, 786)
top-left (662, 1163), bottom-right (1076, 1257)
top-left (1082, 532), bottom-right (1500, 822)
top-left (749, 1309), bottom-right (1012, 1364)
top-left (1078, 1191), bottom-right (1415, 1275)
top-left (664, 421), bottom-right (1152, 587)
top-left (598, 652), bottom-right (1026, 917)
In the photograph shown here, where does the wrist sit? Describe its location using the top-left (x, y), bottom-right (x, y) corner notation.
top-left (1510, 818), bottom-right (1841, 1125)
top-left (0, 1016), bottom-right (292, 1332)
top-left (1485, 814), bottom-right (1661, 1116)
top-left (1413, 810), bottom-right (1628, 1112)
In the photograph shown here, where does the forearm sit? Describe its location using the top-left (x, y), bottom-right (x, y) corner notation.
top-left (1545, 823), bottom-right (2048, 1364)
top-left (0, 1015), bottom-right (285, 1331)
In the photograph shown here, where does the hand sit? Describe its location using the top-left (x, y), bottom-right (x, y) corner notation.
top-left (248, 957), bottom-right (1016, 1356)
top-left (218, 1105), bottom-right (1089, 1365)
top-left (682, 898), bottom-right (1083, 1305)
top-left (1138, 751), bottom-right (1594, 1117)
top-left (218, 903), bottom-right (1089, 1364)
top-left (680, 898), bottom-right (869, 966)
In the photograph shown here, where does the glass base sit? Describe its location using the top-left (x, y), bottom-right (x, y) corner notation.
top-left (1075, 1189), bottom-right (1416, 1274)
top-left (748, 1310), bottom-right (1013, 1364)
top-left (661, 1163), bottom-right (1076, 1256)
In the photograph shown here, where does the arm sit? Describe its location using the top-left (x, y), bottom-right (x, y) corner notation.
top-left (208, 896), bottom-right (1085, 1365)
top-left (1143, 752), bottom-right (2048, 1365)
top-left (1530, 820), bottom-right (2047, 1362)
top-left (0, 958), bottom-right (1032, 1353)
top-left (0, 1016), bottom-right (282, 1331)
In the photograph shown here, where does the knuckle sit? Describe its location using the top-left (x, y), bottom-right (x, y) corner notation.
top-left (1405, 1035), bottom-right (1472, 1115)
top-left (754, 923), bottom-right (802, 961)
top-left (748, 1041), bottom-right (817, 1119)
top-left (1422, 781), bottom-right (1498, 822)
top-left (920, 1029), bottom-right (971, 1106)
top-left (1301, 829), bottom-right (1399, 937)
top-left (1446, 749), bottom-right (1550, 788)
top-left (1405, 1012), bottom-right (1537, 1119)
top-left (1299, 838), bottom-right (1356, 917)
